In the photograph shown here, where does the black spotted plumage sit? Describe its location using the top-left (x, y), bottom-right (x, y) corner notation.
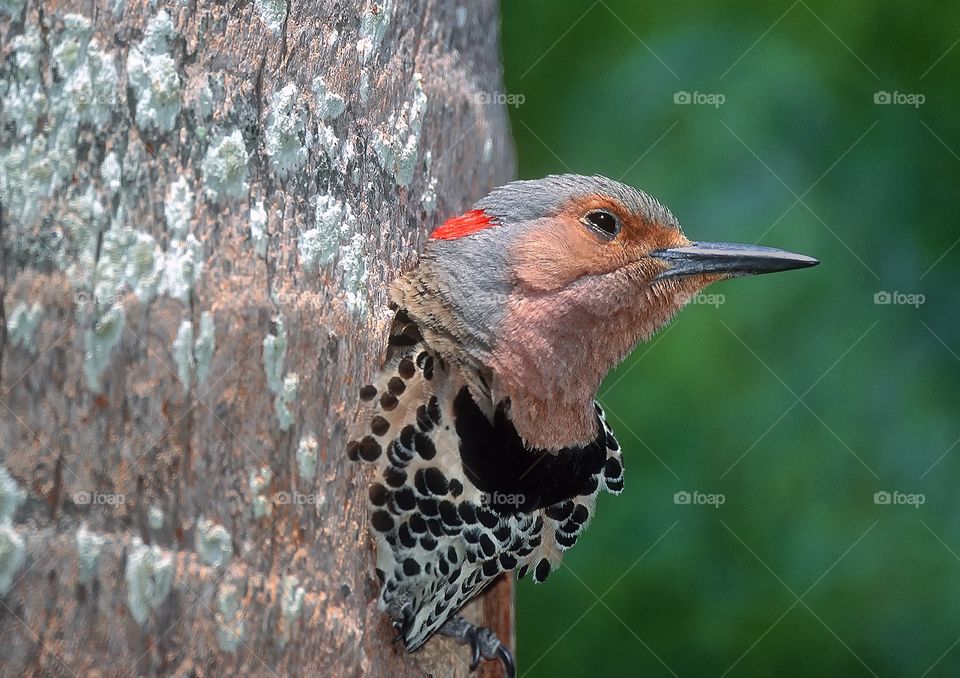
top-left (380, 392), bottom-right (399, 411)
top-left (370, 415), bottom-right (390, 436)
top-left (383, 467), bottom-right (406, 488)
top-left (348, 311), bottom-right (624, 655)
top-left (357, 436), bottom-right (382, 462)
top-left (398, 357), bottom-right (416, 379)
top-left (534, 558), bottom-right (551, 583)
top-left (368, 483), bottom-right (388, 506)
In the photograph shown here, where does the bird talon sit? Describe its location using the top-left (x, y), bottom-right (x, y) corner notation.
top-left (469, 638), bottom-right (481, 671)
top-left (390, 601), bottom-right (415, 645)
top-left (437, 615), bottom-right (514, 675)
top-left (496, 643), bottom-right (516, 678)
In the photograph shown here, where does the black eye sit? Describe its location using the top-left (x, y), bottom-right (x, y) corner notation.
top-left (582, 210), bottom-right (621, 238)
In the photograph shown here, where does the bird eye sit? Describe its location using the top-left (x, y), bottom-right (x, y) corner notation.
top-left (582, 210), bottom-right (621, 239)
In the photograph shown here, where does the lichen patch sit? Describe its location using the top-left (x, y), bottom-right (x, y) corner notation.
top-left (126, 11), bottom-right (182, 134)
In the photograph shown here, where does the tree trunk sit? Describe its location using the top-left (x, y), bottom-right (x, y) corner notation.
top-left (0, 0), bottom-right (515, 675)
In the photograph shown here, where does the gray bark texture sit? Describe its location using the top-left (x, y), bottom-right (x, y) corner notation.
top-left (0, 0), bottom-right (515, 675)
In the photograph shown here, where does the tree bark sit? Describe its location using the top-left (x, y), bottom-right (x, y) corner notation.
top-left (0, 0), bottom-right (514, 675)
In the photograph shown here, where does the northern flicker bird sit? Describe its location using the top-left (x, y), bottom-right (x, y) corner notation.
top-left (349, 174), bottom-right (818, 676)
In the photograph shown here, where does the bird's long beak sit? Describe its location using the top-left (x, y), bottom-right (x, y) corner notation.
top-left (651, 241), bottom-right (819, 280)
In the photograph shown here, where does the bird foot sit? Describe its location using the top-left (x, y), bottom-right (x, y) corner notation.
top-left (390, 601), bottom-right (416, 644)
top-left (438, 615), bottom-right (515, 678)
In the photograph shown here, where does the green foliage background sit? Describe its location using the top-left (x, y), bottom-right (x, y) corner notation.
top-left (499, 2), bottom-right (960, 675)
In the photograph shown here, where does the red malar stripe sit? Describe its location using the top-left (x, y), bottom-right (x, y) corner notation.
top-left (430, 209), bottom-right (494, 240)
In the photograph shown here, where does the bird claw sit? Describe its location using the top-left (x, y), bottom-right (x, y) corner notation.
top-left (391, 602), bottom-right (416, 644)
top-left (469, 639), bottom-right (481, 671)
top-left (439, 615), bottom-right (516, 678)
top-left (496, 643), bottom-right (516, 678)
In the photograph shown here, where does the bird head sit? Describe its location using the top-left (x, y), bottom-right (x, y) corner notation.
top-left (393, 174), bottom-right (818, 449)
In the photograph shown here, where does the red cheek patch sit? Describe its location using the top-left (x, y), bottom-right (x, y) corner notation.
top-left (429, 209), bottom-right (494, 240)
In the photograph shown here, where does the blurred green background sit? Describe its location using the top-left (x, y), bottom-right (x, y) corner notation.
top-left (499, 1), bottom-right (960, 676)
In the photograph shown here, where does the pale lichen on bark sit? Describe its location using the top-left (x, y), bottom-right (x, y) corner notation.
top-left (1, 0), bottom-right (514, 675)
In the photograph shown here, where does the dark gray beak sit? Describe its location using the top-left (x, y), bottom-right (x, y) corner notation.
top-left (651, 241), bottom-right (819, 280)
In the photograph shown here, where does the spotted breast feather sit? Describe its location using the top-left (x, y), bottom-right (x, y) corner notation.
top-left (348, 309), bottom-right (625, 654)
